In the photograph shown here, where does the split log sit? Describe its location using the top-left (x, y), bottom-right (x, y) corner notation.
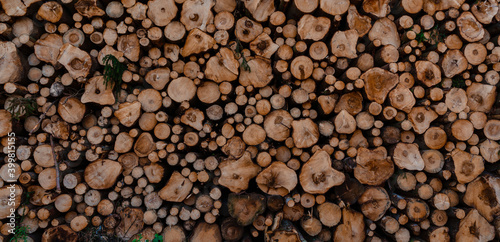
top-left (256, 161), bottom-right (297, 196)
top-left (463, 175), bottom-right (500, 222)
top-left (358, 187), bottom-right (390, 221)
top-left (361, 67), bottom-right (398, 104)
top-left (298, 15), bottom-right (330, 41)
top-left (218, 152), bottom-right (260, 193)
top-left (354, 147), bottom-right (394, 186)
top-left (115, 208), bottom-right (144, 240)
top-left (159, 171), bottom-right (193, 202)
top-left (451, 149), bottom-right (484, 184)
top-left (393, 143), bottom-right (425, 171)
top-left (147, 0), bottom-right (177, 27)
top-left (0, 41), bottom-right (24, 84)
top-left (334, 209), bottom-right (365, 242)
top-left (84, 159), bottom-right (123, 189)
top-left (299, 150), bottom-right (345, 194)
top-left (456, 209), bottom-right (494, 242)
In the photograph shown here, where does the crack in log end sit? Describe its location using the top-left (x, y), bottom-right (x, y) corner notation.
top-left (245, 20), bottom-right (253, 28)
top-left (190, 14), bottom-right (199, 21)
top-left (424, 69), bottom-right (434, 81)
top-left (415, 112), bottom-right (425, 123)
top-left (312, 173), bottom-right (326, 184)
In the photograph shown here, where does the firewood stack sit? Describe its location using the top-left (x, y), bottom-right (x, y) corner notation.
top-left (1, 0), bottom-right (500, 241)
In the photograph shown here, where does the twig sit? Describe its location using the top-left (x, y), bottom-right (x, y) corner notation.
top-left (49, 134), bottom-right (62, 194)
top-left (29, 97), bottom-right (61, 136)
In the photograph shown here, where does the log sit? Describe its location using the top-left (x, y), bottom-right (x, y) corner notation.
top-left (0, 41), bottom-right (24, 84)
top-left (227, 193), bottom-right (265, 226)
top-left (256, 161), bottom-right (297, 196)
top-left (300, 150), bottom-right (345, 194)
top-left (84, 159), bottom-right (123, 189)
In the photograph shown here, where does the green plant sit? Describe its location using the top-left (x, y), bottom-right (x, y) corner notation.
top-left (6, 97), bottom-right (37, 121)
top-left (415, 31), bottom-right (427, 44)
top-left (132, 234), bottom-right (163, 242)
top-left (234, 39), bottom-right (251, 72)
top-left (9, 191), bottom-right (34, 242)
top-left (452, 77), bottom-right (466, 88)
top-left (429, 26), bottom-right (445, 44)
top-left (102, 54), bottom-right (125, 98)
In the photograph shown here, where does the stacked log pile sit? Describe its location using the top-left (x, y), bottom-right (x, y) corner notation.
top-left (0, 0), bottom-right (500, 241)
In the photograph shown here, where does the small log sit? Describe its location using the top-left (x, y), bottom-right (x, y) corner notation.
top-left (162, 226), bottom-right (186, 242)
top-left (331, 30), bottom-right (358, 59)
top-left (34, 34), bottom-right (63, 66)
top-left (441, 50), bottom-right (467, 78)
top-left (249, 33), bottom-right (278, 58)
top-left (134, 132), bottom-right (155, 157)
top-left (244, 0), bottom-right (274, 22)
top-left (406, 198), bottom-right (429, 222)
top-left (415, 60), bottom-right (441, 87)
top-left (57, 97), bottom-right (86, 124)
top-left (334, 110), bottom-right (357, 134)
top-left (235, 17), bottom-right (263, 43)
top-left (221, 218), bottom-right (244, 241)
top-left (168, 77), bottom-right (197, 103)
top-left (0, 0), bottom-right (27, 16)
top-left (205, 47), bottom-right (239, 83)
top-left (291, 118), bottom-right (319, 148)
top-left (0, 185), bottom-right (22, 219)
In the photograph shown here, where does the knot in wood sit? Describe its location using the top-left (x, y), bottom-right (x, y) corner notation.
top-left (245, 20), bottom-right (253, 28)
top-left (190, 14), bottom-right (199, 21)
top-left (313, 172), bottom-right (326, 184)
